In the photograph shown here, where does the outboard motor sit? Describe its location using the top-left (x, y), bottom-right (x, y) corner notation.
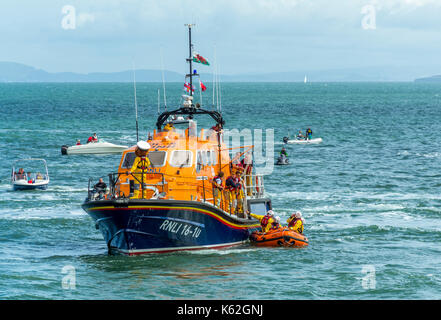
top-left (61, 145), bottom-right (69, 155)
top-left (282, 137), bottom-right (289, 144)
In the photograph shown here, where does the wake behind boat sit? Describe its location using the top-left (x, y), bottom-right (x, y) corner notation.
top-left (61, 141), bottom-right (128, 155)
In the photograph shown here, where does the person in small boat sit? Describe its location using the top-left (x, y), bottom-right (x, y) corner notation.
top-left (212, 171), bottom-right (224, 208)
top-left (269, 216), bottom-right (283, 231)
top-left (250, 210), bottom-right (275, 233)
top-left (287, 211), bottom-right (304, 234)
top-left (127, 141), bottom-right (152, 199)
top-left (76, 139), bottom-right (81, 145)
top-left (27, 172), bottom-right (34, 183)
top-left (305, 128), bottom-right (313, 140)
top-left (297, 130), bottom-right (305, 140)
top-left (15, 168), bottom-right (25, 180)
top-left (36, 172), bottom-right (44, 180)
top-left (87, 133), bottom-right (98, 143)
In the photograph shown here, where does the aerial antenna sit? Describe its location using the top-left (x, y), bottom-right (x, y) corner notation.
top-left (132, 61), bottom-right (139, 141)
top-left (215, 55), bottom-right (220, 112)
top-left (212, 45), bottom-right (216, 110)
top-left (157, 89), bottom-right (160, 115)
top-left (160, 47), bottom-right (167, 111)
top-left (218, 63), bottom-right (222, 113)
top-left (184, 23), bottom-right (197, 105)
top-left (198, 79), bottom-right (203, 107)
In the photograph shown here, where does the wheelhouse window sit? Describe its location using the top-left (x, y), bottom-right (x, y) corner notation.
top-left (170, 150), bottom-right (193, 168)
top-left (249, 202), bottom-right (268, 215)
top-left (121, 152), bottom-right (137, 169)
top-left (121, 151), bottom-right (167, 169)
top-left (147, 151), bottom-right (167, 167)
top-left (209, 150), bottom-right (218, 165)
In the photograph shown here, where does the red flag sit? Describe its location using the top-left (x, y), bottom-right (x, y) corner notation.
top-left (199, 80), bottom-right (207, 92)
top-left (184, 82), bottom-right (194, 93)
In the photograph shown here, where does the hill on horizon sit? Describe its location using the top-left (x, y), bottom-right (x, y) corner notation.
top-left (0, 61), bottom-right (438, 82)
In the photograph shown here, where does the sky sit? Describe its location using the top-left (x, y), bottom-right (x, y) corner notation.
top-left (1, 0), bottom-right (441, 77)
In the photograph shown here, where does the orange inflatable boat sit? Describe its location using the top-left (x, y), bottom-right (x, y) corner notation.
top-left (249, 227), bottom-right (309, 247)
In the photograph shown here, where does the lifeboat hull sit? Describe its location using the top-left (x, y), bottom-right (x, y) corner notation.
top-left (249, 228), bottom-right (308, 247)
top-left (82, 199), bottom-right (261, 255)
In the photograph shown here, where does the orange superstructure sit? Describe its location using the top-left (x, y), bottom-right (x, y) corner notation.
top-left (112, 114), bottom-right (259, 217)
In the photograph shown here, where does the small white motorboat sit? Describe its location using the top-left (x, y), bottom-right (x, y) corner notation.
top-left (11, 159), bottom-right (50, 190)
top-left (283, 137), bottom-right (323, 145)
top-left (61, 141), bottom-right (128, 155)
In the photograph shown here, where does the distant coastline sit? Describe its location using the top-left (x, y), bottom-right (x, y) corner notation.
top-left (0, 61), bottom-right (437, 82)
top-left (414, 75), bottom-right (441, 82)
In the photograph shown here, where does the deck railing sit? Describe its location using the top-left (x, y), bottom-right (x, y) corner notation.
top-left (243, 174), bottom-right (265, 199)
top-left (86, 172), bottom-right (266, 214)
top-left (87, 172), bottom-right (166, 201)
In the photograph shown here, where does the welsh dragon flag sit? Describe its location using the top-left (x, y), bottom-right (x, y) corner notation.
top-left (193, 52), bottom-right (210, 66)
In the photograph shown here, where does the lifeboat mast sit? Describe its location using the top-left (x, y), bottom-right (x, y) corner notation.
top-left (156, 24), bottom-right (225, 175)
top-left (185, 23), bottom-right (196, 103)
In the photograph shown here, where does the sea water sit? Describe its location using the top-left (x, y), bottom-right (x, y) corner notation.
top-left (1, 82), bottom-right (441, 299)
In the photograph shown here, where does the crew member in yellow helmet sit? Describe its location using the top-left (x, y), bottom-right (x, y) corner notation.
top-left (250, 210), bottom-right (275, 233)
top-left (128, 141), bottom-right (152, 199)
top-left (287, 211), bottom-right (304, 234)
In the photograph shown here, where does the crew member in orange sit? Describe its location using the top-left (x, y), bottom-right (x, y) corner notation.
top-left (128, 141), bottom-right (152, 199)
